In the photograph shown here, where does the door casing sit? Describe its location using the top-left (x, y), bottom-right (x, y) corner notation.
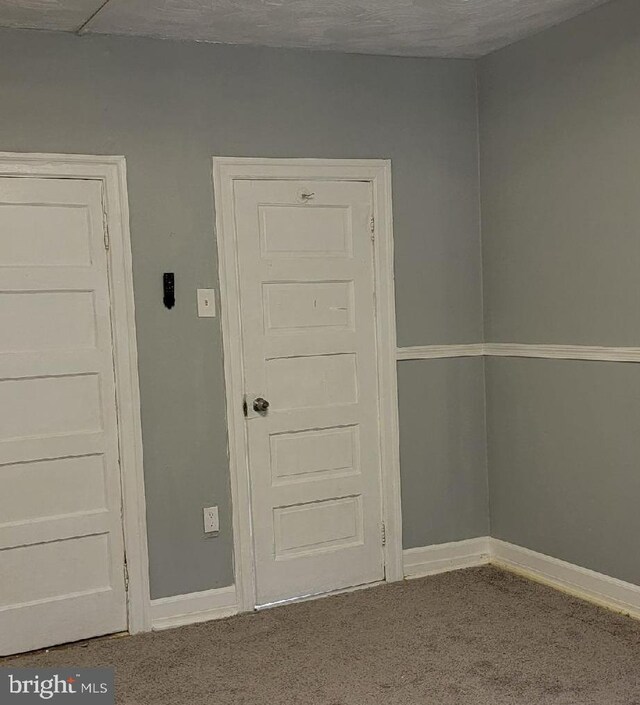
top-left (212, 157), bottom-right (402, 611)
top-left (0, 152), bottom-right (151, 634)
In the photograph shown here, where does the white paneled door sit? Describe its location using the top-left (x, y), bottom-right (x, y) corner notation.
top-left (233, 179), bottom-right (385, 606)
top-left (0, 177), bottom-right (127, 655)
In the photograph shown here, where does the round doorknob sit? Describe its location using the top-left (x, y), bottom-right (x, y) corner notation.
top-left (253, 397), bottom-right (270, 413)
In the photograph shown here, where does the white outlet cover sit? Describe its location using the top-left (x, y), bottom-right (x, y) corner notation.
top-left (197, 288), bottom-right (216, 317)
top-left (203, 506), bottom-right (219, 533)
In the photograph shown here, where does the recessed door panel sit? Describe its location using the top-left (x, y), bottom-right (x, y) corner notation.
top-left (266, 353), bottom-right (358, 411)
top-left (0, 535), bottom-right (111, 608)
top-left (274, 496), bottom-right (364, 558)
top-left (0, 374), bottom-right (102, 441)
top-left (0, 203), bottom-right (92, 267)
top-left (262, 281), bottom-right (353, 333)
top-left (270, 425), bottom-right (360, 485)
top-left (0, 455), bottom-right (107, 523)
top-left (259, 204), bottom-right (351, 258)
top-left (0, 291), bottom-right (96, 352)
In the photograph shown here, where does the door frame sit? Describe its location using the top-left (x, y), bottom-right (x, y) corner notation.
top-left (212, 157), bottom-right (403, 611)
top-left (0, 152), bottom-right (151, 633)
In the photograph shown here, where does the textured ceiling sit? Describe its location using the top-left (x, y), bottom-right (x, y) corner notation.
top-left (0, 0), bottom-right (105, 31)
top-left (0, 0), bottom-right (611, 58)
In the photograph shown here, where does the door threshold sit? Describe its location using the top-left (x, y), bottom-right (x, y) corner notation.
top-left (255, 579), bottom-right (385, 611)
top-left (0, 632), bottom-right (129, 662)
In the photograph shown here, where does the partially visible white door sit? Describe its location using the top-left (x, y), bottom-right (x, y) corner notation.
top-left (233, 179), bottom-right (385, 606)
top-left (0, 177), bottom-right (127, 655)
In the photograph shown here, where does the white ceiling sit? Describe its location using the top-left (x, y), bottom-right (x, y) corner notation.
top-left (0, 0), bottom-right (610, 58)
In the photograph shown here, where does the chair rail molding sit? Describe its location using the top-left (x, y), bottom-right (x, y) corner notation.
top-left (396, 344), bottom-right (485, 360)
top-left (397, 343), bottom-right (640, 363)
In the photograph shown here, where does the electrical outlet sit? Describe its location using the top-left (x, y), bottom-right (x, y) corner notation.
top-left (197, 288), bottom-right (216, 317)
top-left (203, 506), bottom-right (219, 534)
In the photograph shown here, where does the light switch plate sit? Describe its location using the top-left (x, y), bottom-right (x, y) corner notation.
top-left (197, 288), bottom-right (216, 317)
top-left (203, 506), bottom-right (219, 533)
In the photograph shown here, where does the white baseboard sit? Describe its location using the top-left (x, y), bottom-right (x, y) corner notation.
top-left (403, 537), bottom-right (640, 621)
top-left (490, 539), bottom-right (640, 620)
top-left (403, 537), bottom-right (491, 579)
top-left (150, 585), bottom-right (238, 630)
top-left (148, 540), bottom-right (640, 631)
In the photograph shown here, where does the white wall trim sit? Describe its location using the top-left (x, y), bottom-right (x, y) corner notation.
top-left (484, 343), bottom-right (640, 362)
top-left (154, 539), bottom-right (640, 628)
top-left (0, 152), bottom-right (152, 634)
top-left (491, 539), bottom-right (640, 620)
top-left (396, 344), bottom-right (485, 360)
top-left (397, 343), bottom-right (640, 363)
top-left (404, 537), bottom-right (640, 621)
top-left (150, 586), bottom-right (238, 630)
top-left (213, 157), bottom-right (403, 612)
top-left (403, 537), bottom-right (491, 579)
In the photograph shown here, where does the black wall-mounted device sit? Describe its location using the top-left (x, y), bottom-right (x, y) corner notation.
top-left (163, 273), bottom-right (175, 309)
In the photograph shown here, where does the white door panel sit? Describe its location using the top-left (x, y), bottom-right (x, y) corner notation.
top-left (0, 177), bottom-right (127, 655)
top-left (233, 179), bottom-right (384, 605)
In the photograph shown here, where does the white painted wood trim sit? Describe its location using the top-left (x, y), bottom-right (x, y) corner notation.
top-left (396, 344), bottom-right (485, 360)
top-left (211, 156), bottom-right (393, 179)
top-left (213, 160), bottom-right (258, 614)
top-left (402, 537), bottom-right (640, 622)
top-left (213, 157), bottom-right (402, 610)
top-left (484, 343), bottom-right (640, 362)
top-left (403, 537), bottom-right (491, 579)
top-left (372, 161), bottom-right (404, 584)
top-left (0, 152), bottom-right (151, 633)
top-left (397, 343), bottom-right (640, 363)
top-left (490, 539), bottom-right (640, 620)
top-left (151, 586), bottom-right (238, 630)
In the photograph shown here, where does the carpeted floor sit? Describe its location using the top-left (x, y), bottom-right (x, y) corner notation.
top-left (5, 566), bottom-right (640, 704)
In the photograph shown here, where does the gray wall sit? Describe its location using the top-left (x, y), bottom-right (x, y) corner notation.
top-left (399, 358), bottom-right (489, 549)
top-left (486, 358), bottom-right (640, 586)
top-left (479, 0), bottom-right (640, 346)
top-left (0, 28), bottom-right (485, 598)
top-left (479, 0), bottom-right (640, 583)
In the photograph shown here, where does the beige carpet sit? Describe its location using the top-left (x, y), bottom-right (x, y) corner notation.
top-left (6, 566), bottom-right (640, 704)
